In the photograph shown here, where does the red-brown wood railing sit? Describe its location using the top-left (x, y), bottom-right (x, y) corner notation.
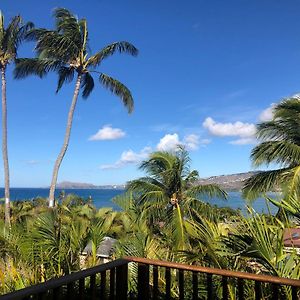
top-left (1, 256), bottom-right (300, 299)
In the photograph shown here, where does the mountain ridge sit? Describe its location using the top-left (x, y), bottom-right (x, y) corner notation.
top-left (56, 171), bottom-right (259, 190)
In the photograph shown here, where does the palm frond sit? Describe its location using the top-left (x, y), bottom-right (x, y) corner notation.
top-left (184, 170), bottom-right (199, 184)
top-left (87, 42), bottom-right (138, 67)
top-left (126, 178), bottom-right (166, 204)
top-left (99, 73), bottom-right (134, 113)
top-left (0, 13), bottom-right (33, 64)
top-left (185, 184), bottom-right (227, 200)
top-left (274, 97), bottom-right (300, 118)
top-left (112, 191), bottom-right (135, 211)
top-left (53, 8), bottom-right (82, 48)
top-left (14, 58), bottom-right (62, 78)
top-left (81, 72), bottom-right (94, 98)
top-left (251, 140), bottom-right (300, 167)
top-left (242, 168), bottom-right (291, 200)
top-left (56, 66), bottom-right (75, 93)
top-left (78, 19), bottom-right (88, 52)
top-left (266, 194), bottom-right (300, 220)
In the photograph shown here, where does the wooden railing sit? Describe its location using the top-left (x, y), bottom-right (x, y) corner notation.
top-left (1, 256), bottom-right (300, 299)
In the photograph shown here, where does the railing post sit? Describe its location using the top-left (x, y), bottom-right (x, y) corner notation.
top-left (192, 271), bottom-right (198, 300)
top-left (138, 263), bottom-right (150, 300)
top-left (255, 281), bottom-right (262, 300)
top-left (237, 278), bottom-right (244, 300)
top-left (90, 274), bottom-right (96, 300)
top-left (271, 283), bottom-right (279, 300)
top-left (153, 265), bottom-right (159, 300)
top-left (222, 276), bottom-right (228, 300)
top-left (165, 267), bottom-right (171, 300)
top-left (67, 282), bottom-right (74, 298)
top-left (37, 291), bottom-right (47, 300)
top-left (292, 286), bottom-right (298, 300)
top-left (207, 273), bottom-right (213, 300)
top-left (52, 287), bottom-right (60, 300)
top-left (101, 271), bottom-right (106, 299)
top-left (79, 278), bottom-right (85, 300)
top-left (178, 270), bottom-right (184, 300)
top-left (110, 268), bottom-right (115, 300)
top-left (116, 263), bottom-right (128, 299)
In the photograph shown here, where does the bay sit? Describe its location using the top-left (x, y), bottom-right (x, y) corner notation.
top-left (0, 188), bottom-right (279, 214)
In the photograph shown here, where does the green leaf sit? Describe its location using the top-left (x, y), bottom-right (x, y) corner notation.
top-left (99, 73), bottom-right (134, 113)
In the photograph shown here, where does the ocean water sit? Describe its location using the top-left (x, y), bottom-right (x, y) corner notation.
top-left (0, 188), bottom-right (279, 214)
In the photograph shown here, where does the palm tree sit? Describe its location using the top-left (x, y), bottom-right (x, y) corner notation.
top-left (14, 8), bottom-right (138, 207)
top-left (0, 12), bottom-right (33, 225)
top-left (243, 97), bottom-right (300, 199)
top-left (126, 146), bottom-right (227, 249)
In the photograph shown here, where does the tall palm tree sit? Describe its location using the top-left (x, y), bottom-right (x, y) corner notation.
top-left (243, 97), bottom-right (300, 199)
top-left (14, 8), bottom-right (138, 207)
top-left (126, 146), bottom-right (227, 249)
top-left (0, 12), bottom-right (33, 225)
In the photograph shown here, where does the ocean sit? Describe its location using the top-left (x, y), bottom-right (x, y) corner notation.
top-left (0, 188), bottom-right (279, 214)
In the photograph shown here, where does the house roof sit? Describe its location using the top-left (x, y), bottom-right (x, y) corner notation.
top-left (283, 228), bottom-right (300, 248)
top-left (82, 237), bottom-right (117, 258)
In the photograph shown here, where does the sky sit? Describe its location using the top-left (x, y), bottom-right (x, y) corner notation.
top-left (1, 0), bottom-right (300, 187)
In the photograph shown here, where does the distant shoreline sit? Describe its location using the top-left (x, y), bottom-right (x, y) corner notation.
top-left (2, 171), bottom-right (261, 190)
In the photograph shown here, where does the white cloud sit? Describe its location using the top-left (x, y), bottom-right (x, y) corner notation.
top-left (101, 133), bottom-right (209, 170)
top-left (156, 133), bottom-right (210, 151)
top-left (229, 138), bottom-right (257, 145)
top-left (259, 103), bottom-right (275, 122)
top-left (184, 134), bottom-right (211, 150)
top-left (89, 125), bottom-right (125, 141)
top-left (100, 147), bottom-right (151, 170)
top-left (157, 134), bottom-right (181, 151)
top-left (203, 117), bottom-right (256, 138)
top-left (203, 117), bottom-right (257, 146)
top-left (183, 134), bottom-right (199, 150)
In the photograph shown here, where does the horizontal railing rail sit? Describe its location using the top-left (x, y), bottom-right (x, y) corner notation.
top-left (1, 256), bottom-right (300, 299)
top-left (125, 256), bottom-right (300, 287)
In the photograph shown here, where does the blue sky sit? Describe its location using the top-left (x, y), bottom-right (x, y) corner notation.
top-left (1, 0), bottom-right (300, 187)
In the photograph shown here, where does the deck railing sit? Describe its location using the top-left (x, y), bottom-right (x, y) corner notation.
top-left (1, 256), bottom-right (300, 299)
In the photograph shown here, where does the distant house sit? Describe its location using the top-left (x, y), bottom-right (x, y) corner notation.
top-left (81, 237), bottom-right (117, 265)
top-left (283, 228), bottom-right (300, 253)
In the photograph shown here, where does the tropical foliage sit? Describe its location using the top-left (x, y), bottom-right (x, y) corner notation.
top-left (126, 146), bottom-right (228, 250)
top-left (243, 97), bottom-right (300, 199)
top-left (1, 187), bottom-right (299, 299)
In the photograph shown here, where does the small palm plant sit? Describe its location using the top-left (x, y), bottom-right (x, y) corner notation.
top-left (243, 97), bottom-right (300, 199)
top-left (0, 12), bottom-right (33, 225)
top-left (126, 147), bottom-right (227, 250)
top-left (14, 8), bottom-right (138, 207)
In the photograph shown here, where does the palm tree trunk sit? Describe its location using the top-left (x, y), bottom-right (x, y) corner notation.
top-left (1, 66), bottom-right (10, 226)
top-left (48, 73), bottom-right (82, 207)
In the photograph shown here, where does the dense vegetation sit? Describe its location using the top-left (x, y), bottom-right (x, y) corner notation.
top-left (1, 147), bottom-right (300, 299)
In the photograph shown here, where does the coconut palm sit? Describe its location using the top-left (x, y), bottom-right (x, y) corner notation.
top-left (243, 97), bottom-right (300, 199)
top-left (14, 8), bottom-right (138, 207)
top-left (127, 147), bottom-right (227, 204)
top-left (0, 12), bottom-right (33, 225)
top-left (126, 147), bottom-right (227, 249)
top-left (224, 212), bottom-right (300, 299)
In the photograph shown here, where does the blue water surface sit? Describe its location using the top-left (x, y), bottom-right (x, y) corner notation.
top-left (0, 188), bottom-right (279, 214)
